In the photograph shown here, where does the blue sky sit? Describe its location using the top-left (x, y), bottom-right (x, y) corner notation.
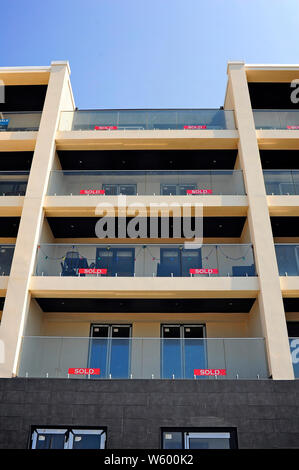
top-left (1, 0), bottom-right (299, 109)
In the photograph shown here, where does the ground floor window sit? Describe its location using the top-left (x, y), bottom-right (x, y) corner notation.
top-left (162, 429), bottom-right (237, 449)
top-left (30, 427), bottom-right (106, 449)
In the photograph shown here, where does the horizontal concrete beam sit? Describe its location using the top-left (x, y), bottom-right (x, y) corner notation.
top-left (30, 275), bottom-right (259, 298)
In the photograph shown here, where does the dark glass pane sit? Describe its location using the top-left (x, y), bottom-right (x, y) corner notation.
top-left (162, 326), bottom-right (182, 378)
top-left (110, 326), bottom-right (130, 378)
top-left (119, 185), bottom-right (136, 195)
top-left (161, 185), bottom-right (177, 195)
top-left (188, 436), bottom-right (230, 449)
top-left (184, 338), bottom-right (206, 378)
top-left (181, 249), bottom-right (202, 276)
top-left (113, 248), bottom-right (135, 277)
top-left (162, 432), bottom-right (183, 449)
top-left (89, 326), bottom-right (109, 378)
top-left (72, 433), bottom-right (103, 449)
top-left (96, 248), bottom-right (114, 276)
top-left (158, 249), bottom-right (180, 277)
top-left (35, 433), bottom-right (65, 449)
top-left (103, 184), bottom-right (118, 195)
top-left (184, 327), bottom-right (206, 378)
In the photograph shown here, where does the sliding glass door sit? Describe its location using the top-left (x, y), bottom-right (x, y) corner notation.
top-left (161, 325), bottom-right (206, 378)
top-left (89, 324), bottom-right (131, 378)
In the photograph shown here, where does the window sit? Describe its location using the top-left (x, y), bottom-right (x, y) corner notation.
top-left (161, 183), bottom-right (197, 196)
top-left (162, 429), bottom-right (237, 449)
top-left (103, 184), bottom-right (137, 196)
top-left (95, 247), bottom-right (135, 277)
top-left (158, 248), bottom-right (202, 277)
top-left (30, 428), bottom-right (106, 449)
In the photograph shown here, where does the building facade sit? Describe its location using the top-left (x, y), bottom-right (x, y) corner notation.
top-left (0, 61), bottom-right (299, 449)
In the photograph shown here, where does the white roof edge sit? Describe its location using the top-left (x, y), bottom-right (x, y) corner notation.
top-left (51, 61), bottom-right (71, 74)
top-left (245, 64), bottom-right (299, 69)
top-left (0, 65), bottom-right (51, 72)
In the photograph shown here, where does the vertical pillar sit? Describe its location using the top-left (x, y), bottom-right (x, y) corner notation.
top-left (0, 62), bottom-right (74, 377)
top-left (227, 62), bottom-right (294, 379)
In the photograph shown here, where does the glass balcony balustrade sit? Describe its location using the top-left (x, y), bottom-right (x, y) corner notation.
top-left (59, 109), bottom-right (236, 131)
top-left (0, 245), bottom-right (15, 275)
top-left (47, 170), bottom-right (245, 196)
top-left (35, 244), bottom-right (256, 278)
top-left (264, 170), bottom-right (299, 195)
top-left (0, 171), bottom-right (29, 195)
top-left (275, 244), bottom-right (299, 276)
top-left (0, 112), bottom-right (41, 131)
top-left (254, 110), bottom-right (299, 130)
top-left (18, 336), bottom-right (268, 380)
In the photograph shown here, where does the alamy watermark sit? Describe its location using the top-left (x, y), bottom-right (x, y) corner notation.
top-left (290, 338), bottom-right (299, 365)
top-left (94, 196), bottom-right (203, 248)
top-left (290, 79), bottom-right (299, 104)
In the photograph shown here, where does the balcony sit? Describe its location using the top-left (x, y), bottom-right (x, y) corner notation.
top-left (0, 171), bottom-right (29, 196)
top-left (18, 336), bottom-right (268, 379)
top-left (254, 110), bottom-right (299, 130)
top-left (47, 170), bottom-right (245, 197)
top-left (35, 244), bottom-right (256, 278)
top-left (290, 338), bottom-right (299, 378)
top-left (59, 109), bottom-right (236, 131)
top-left (275, 244), bottom-right (299, 276)
top-left (264, 170), bottom-right (299, 195)
top-left (0, 112), bottom-right (41, 131)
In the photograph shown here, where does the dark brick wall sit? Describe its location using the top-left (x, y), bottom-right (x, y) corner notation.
top-left (0, 378), bottom-right (299, 449)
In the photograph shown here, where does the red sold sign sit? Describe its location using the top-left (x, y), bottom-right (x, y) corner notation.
top-left (78, 268), bottom-right (107, 275)
top-left (194, 369), bottom-right (226, 376)
top-left (186, 189), bottom-right (212, 195)
top-left (80, 189), bottom-right (105, 195)
top-left (184, 125), bottom-right (207, 129)
top-left (94, 125), bottom-right (118, 130)
top-left (190, 268), bottom-right (218, 275)
top-left (68, 368), bottom-right (100, 375)
top-left (287, 125), bottom-right (299, 130)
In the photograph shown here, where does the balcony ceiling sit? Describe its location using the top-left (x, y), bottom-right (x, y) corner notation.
top-left (57, 149), bottom-right (238, 170)
top-left (0, 217), bottom-right (20, 237)
top-left (248, 82), bottom-right (299, 109)
top-left (35, 297), bottom-right (255, 313)
top-left (271, 217), bottom-right (299, 237)
top-left (284, 298), bottom-right (299, 312)
top-left (47, 216), bottom-right (246, 239)
top-left (260, 150), bottom-right (299, 169)
top-left (0, 85), bottom-right (47, 112)
top-left (0, 152), bottom-right (33, 171)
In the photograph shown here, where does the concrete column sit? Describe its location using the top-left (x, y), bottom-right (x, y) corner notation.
top-left (0, 62), bottom-right (74, 377)
top-left (227, 62), bottom-right (294, 379)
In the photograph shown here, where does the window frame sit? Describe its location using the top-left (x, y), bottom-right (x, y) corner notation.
top-left (184, 431), bottom-right (231, 449)
top-left (161, 428), bottom-right (238, 450)
top-left (30, 426), bottom-right (107, 450)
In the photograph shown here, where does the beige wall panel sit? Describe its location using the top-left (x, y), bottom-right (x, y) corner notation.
top-left (0, 63), bottom-right (74, 377)
top-left (24, 299), bottom-right (44, 336)
top-left (227, 62), bottom-right (294, 379)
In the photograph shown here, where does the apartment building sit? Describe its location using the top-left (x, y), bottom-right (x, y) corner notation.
top-left (0, 61), bottom-right (298, 449)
